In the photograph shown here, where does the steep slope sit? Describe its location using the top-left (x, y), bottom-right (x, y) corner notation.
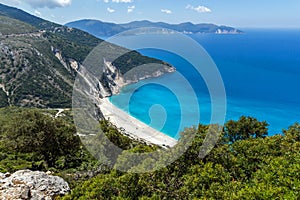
top-left (0, 3), bottom-right (56, 29)
top-left (0, 29), bottom-right (74, 107)
top-left (0, 3), bottom-right (173, 108)
top-left (66, 19), bottom-right (243, 38)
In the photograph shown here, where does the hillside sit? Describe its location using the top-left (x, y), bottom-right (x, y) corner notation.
top-left (0, 106), bottom-right (299, 199)
top-left (66, 19), bottom-right (243, 38)
top-left (0, 3), bottom-right (56, 29)
top-left (0, 3), bottom-right (173, 108)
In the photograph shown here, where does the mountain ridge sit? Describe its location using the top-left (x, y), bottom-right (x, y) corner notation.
top-left (66, 19), bottom-right (243, 38)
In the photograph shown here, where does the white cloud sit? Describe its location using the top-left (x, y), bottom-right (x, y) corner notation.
top-left (186, 4), bottom-right (212, 13)
top-left (103, 0), bottom-right (109, 3)
top-left (34, 10), bottom-right (41, 16)
top-left (22, 0), bottom-right (72, 9)
top-left (107, 7), bottom-right (115, 13)
top-left (127, 5), bottom-right (135, 13)
top-left (161, 9), bottom-right (172, 14)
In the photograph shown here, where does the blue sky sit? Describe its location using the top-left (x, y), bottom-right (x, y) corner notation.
top-left (1, 0), bottom-right (300, 28)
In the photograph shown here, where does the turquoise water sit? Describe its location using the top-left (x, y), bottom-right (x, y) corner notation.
top-left (110, 29), bottom-right (300, 138)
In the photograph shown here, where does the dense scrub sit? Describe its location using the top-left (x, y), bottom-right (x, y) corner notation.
top-left (0, 108), bottom-right (299, 199)
top-left (0, 107), bottom-right (86, 172)
top-left (0, 107), bottom-right (150, 186)
top-left (63, 117), bottom-right (300, 200)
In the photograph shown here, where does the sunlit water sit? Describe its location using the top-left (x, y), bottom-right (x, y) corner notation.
top-left (110, 29), bottom-right (300, 138)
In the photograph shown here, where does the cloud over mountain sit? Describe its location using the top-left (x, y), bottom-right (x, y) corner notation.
top-left (161, 9), bottom-right (172, 14)
top-left (23, 0), bottom-right (72, 8)
top-left (127, 5), bottom-right (135, 13)
top-left (186, 4), bottom-right (211, 13)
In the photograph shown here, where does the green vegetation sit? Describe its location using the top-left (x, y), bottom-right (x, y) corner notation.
top-left (44, 29), bottom-right (99, 64)
top-left (0, 3), bottom-right (56, 30)
top-left (4, 109), bottom-right (80, 168)
top-left (224, 116), bottom-right (268, 143)
top-left (0, 33), bottom-right (74, 108)
top-left (0, 107), bottom-right (87, 172)
top-left (0, 107), bottom-right (150, 184)
top-left (0, 15), bottom-right (36, 35)
top-left (61, 116), bottom-right (299, 200)
top-left (1, 107), bottom-right (298, 199)
top-left (0, 89), bottom-right (8, 107)
top-left (113, 50), bottom-right (172, 74)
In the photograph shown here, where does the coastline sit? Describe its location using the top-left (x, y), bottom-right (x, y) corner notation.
top-left (99, 97), bottom-right (177, 148)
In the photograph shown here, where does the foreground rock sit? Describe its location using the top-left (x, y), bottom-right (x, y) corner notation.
top-left (0, 170), bottom-right (70, 200)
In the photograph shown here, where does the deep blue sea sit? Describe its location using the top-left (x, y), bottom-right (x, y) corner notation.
top-left (110, 29), bottom-right (300, 139)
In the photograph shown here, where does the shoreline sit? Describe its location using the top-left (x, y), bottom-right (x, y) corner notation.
top-left (99, 97), bottom-right (177, 148)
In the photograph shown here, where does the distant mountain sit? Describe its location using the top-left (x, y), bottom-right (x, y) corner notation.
top-left (66, 19), bottom-right (243, 38)
top-left (0, 3), bottom-right (173, 108)
top-left (65, 19), bottom-right (127, 38)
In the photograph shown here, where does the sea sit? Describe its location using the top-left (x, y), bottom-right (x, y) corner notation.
top-left (109, 29), bottom-right (300, 139)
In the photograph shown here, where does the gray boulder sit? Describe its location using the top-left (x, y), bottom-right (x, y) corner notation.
top-left (0, 170), bottom-right (70, 200)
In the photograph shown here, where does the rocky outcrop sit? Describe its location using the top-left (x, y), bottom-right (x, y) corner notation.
top-left (0, 170), bottom-right (70, 200)
top-left (75, 58), bottom-right (175, 99)
top-left (100, 59), bottom-right (125, 97)
top-left (100, 59), bottom-right (175, 97)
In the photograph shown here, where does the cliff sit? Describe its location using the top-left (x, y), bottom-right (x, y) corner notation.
top-left (99, 59), bottom-right (175, 97)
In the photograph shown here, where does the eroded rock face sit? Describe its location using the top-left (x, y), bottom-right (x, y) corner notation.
top-left (0, 170), bottom-right (70, 200)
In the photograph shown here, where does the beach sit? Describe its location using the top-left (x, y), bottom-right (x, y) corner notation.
top-left (99, 98), bottom-right (177, 148)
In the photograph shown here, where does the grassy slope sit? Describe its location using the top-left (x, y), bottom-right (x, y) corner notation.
top-left (0, 3), bottom-right (56, 29)
top-left (0, 15), bottom-right (36, 35)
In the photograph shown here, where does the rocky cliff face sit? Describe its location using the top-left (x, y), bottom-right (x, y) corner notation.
top-left (75, 58), bottom-right (175, 99)
top-left (99, 60), bottom-right (175, 97)
top-left (0, 170), bottom-right (70, 199)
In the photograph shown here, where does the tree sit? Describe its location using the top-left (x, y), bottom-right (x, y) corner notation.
top-left (283, 122), bottom-right (300, 141)
top-left (3, 109), bottom-right (81, 168)
top-left (224, 116), bottom-right (268, 143)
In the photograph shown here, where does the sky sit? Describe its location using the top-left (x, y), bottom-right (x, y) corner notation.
top-left (1, 0), bottom-right (300, 28)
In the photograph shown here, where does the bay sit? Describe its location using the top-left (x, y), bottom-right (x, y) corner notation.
top-left (110, 29), bottom-right (300, 138)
